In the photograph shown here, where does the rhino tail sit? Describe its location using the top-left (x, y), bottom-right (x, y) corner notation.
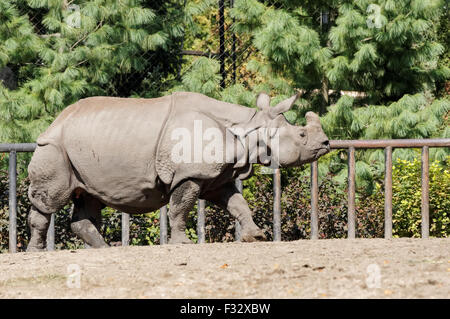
top-left (155, 151), bottom-right (175, 185)
top-left (155, 93), bottom-right (176, 186)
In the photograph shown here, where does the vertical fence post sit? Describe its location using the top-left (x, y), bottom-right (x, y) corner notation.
top-left (273, 168), bottom-right (281, 241)
top-left (230, 0), bottom-right (237, 84)
top-left (218, 0), bottom-right (226, 88)
top-left (384, 146), bottom-right (393, 239)
top-left (197, 200), bottom-right (205, 244)
top-left (160, 205), bottom-right (168, 245)
top-left (234, 179), bottom-right (242, 241)
top-left (46, 214), bottom-right (55, 251)
top-left (121, 212), bottom-right (130, 246)
top-left (421, 146), bottom-right (429, 238)
top-left (310, 161), bottom-right (319, 240)
top-left (8, 151), bottom-right (17, 253)
top-left (347, 147), bottom-right (356, 239)
top-left (177, 0), bottom-right (188, 79)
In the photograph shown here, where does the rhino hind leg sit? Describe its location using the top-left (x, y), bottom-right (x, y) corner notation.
top-left (168, 179), bottom-right (201, 244)
top-left (26, 206), bottom-right (51, 252)
top-left (28, 143), bottom-right (74, 214)
top-left (27, 143), bottom-right (73, 252)
top-left (70, 193), bottom-right (108, 248)
top-left (204, 182), bottom-right (266, 242)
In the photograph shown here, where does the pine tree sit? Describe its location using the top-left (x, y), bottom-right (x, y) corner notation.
top-left (320, 93), bottom-right (449, 193)
top-left (435, 1), bottom-right (449, 96)
top-left (327, 0), bottom-right (449, 102)
top-left (228, 0), bottom-right (449, 106)
top-left (0, 0), bottom-right (185, 143)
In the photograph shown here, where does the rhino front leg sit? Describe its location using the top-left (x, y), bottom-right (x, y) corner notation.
top-left (27, 206), bottom-right (51, 252)
top-left (204, 182), bottom-right (266, 242)
top-left (168, 179), bottom-right (201, 244)
top-left (70, 193), bottom-right (108, 248)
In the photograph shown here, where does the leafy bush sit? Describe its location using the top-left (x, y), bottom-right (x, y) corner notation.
top-left (392, 157), bottom-right (450, 238)
top-left (200, 157), bottom-right (449, 242)
top-left (200, 166), bottom-right (385, 242)
top-left (101, 208), bottom-right (163, 247)
top-left (0, 171), bottom-right (31, 252)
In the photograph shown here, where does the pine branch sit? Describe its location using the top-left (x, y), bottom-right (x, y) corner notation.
top-left (70, 20), bottom-right (104, 51)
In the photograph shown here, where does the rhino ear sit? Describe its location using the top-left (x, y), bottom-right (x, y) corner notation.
top-left (256, 92), bottom-right (271, 111)
top-left (269, 93), bottom-right (299, 118)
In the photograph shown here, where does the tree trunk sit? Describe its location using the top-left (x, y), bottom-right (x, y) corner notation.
top-left (0, 67), bottom-right (17, 90)
top-left (321, 76), bottom-right (329, 113)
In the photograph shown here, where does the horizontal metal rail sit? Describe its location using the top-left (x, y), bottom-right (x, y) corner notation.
top-left (312, 138), bottom-right (449, 239)
top-left (0, 143), bottom-right (37, 152)
top-left (330, 138), bottom-right (449, 149)
top-left (2, 138), bottom-right (449, 252)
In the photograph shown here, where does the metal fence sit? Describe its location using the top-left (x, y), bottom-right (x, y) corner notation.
top-left (2, 138), bottom-right (449, 253)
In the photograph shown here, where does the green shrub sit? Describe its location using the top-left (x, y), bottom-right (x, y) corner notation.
top-left (392, 157), bottom-right (450, 238)
top-left (101, 207), bottom-right (163, 246)
top-left (200, 166), bottom-right (385, 242)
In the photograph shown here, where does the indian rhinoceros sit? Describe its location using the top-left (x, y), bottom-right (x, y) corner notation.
top-left (26, 91), bottom-right (330, 251)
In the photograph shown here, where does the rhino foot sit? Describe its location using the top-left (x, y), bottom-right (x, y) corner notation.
top-left (240, 227), bottom-right (266, 242)
top-left (168, 233), bottom-right (193, 245)
top-left (27, 207), bottom-right (52, 253)
top-left (168, 239), bottom-right (193, 245)
top-left (26, 246), bottom-right (47, 253)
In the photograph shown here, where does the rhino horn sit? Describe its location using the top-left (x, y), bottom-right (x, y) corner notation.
top-left (305, 111), bottom-right (321, 126)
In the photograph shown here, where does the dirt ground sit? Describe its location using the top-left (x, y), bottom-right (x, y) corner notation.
top-left (0, 238), bottom-right (448, 299)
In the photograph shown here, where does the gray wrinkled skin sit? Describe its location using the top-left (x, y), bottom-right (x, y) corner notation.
top-left (26, 92), bottom-right (330, 251)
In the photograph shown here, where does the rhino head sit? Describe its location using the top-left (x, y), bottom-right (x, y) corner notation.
top-left (242, 92), bottom-right (330, 168)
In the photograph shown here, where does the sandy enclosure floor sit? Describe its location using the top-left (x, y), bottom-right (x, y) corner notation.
top-left (0, 238), bottom-right (449, 299)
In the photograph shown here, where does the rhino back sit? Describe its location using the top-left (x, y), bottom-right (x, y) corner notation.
top-left (42, 95), bottom-right (172, 209)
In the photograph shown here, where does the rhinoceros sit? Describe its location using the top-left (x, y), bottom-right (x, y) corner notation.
top-left (26, 91), bottom-right (330, 251)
